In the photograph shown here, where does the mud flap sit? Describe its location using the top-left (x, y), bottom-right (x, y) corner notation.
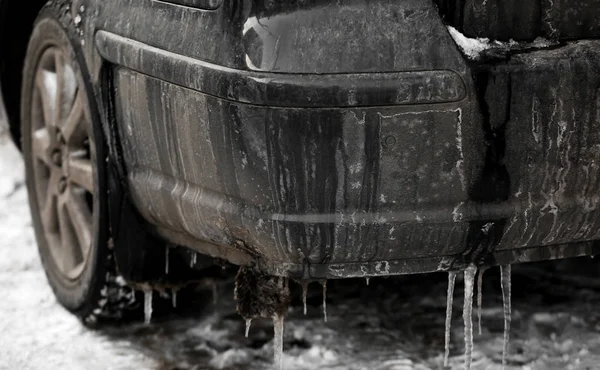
top-left (107, 155), bottom-right (210, 285)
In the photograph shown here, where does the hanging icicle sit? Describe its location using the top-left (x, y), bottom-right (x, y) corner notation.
top-left (463, 265), bottom-right (477, 370)
top-left (500, 265), bottom-right (512, 370)
top-left (128, 287), bottom-right (136, 305)
top-left (211, 279), bottom-right (218, 305)
top-left (321, 280), bottom-right (327, 323)
top-left (301, 281), bottom-right (309, 316)
top-left (365, 277), bottom-right (370, 286)
top-left (273, 313), bottom-right (285, 370)
top-left (143, 288), bottom-right (153, 325)
top-left (171, 288), bottom-right (177, 308)
top-left (477, 267), bottom-right (488, 335)
top-left (165, 246), bottom-right (170, 274)
top-left (444, 271), bottom-right (457, 368)
top-left (245, 318), bottom-right (252, 338)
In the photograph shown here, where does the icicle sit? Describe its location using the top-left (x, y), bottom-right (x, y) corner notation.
top-left (444, 271), bottom-right (457, 368)
top-left (463, 265), bottom-right (477, 370)
top-left (143, 288), bottom-right (153, 325)
top-left (477, 267), bottom-right (487, 335)
top-left (245, 318), bottom-right (252, 338)
top-left (500, 265), bottom-right (512, 369)
top-left (190, 252), bottom-right (197, 267)
top-left (165, 246), bottom-right (170, 274)
top-left (128, 288), bottom-right (136, 305)
top-left (365, 277), bottom-right (370, 286)
top-left (171, 288), bottom-right (177, 308)
top-left (301, 281), bottom-right (309, 315)
top-left (321, 280), bottom-right (327, 323)
top-left (211, 279), bottom-right (218, 305)
top-left (273, 314), bottom-right (285, 370)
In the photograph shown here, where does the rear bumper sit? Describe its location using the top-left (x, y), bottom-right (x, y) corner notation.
top-left (98, 30), bottom-right (600, 278)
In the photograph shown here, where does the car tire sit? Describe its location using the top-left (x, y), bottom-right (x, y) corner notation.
top-left (21, 3), bottom-right (135, 325)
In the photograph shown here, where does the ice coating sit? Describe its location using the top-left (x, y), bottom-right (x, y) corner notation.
top-left (321, 280), bottom-right (327, 323)
top-left (446, 26), bottom-right (491, 60)
top-left (477, 267), bottom-right (488, 335)
top-left (273, 314), bottom-right (284, 370)
top-left (245, 319), bottom-right (252, 338)
top-left (444, 271), bottom-right (457, 367)
top-left (144, 288), bottom-right (153, 325)
top-left (447, 25), bottom-right (556, 60)
top-left (463, 265), bottom-right (477, 370)
top-left (500, 265), bottom-right (512, 369)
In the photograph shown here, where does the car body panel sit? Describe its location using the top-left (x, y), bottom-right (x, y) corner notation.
top-left (491, 43), bottom-right (600, 251)
top-left (88, 0), bottom-right (489, 278)
top-left (2, 0), bottom-right (600, 279)
top-left (94, 0), bottom-right (600, 278)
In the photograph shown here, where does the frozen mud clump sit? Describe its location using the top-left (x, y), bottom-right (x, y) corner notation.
top-left (234, 266), bottom-right (291, 370)
top-left (234, 266), bottom-right (291, 325)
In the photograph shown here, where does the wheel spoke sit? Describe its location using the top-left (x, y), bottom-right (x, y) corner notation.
top-left (62, 91), bottom-right (85, 144)
top-left (41, 177), bottom-right (59, 233)
top-left (64, 187), bottom-right (92, 259)
top-left (68, 156), bottom-right (94, 192)
top-left (31, 128), bottom-right (52, 166)
top-left (61, 59), bottom-right (78, 110)
top-left (35, 69), bottom-right (57, 128)
top-left (57, 200), bottom-right (83, 274)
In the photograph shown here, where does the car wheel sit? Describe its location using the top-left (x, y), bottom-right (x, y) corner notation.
top-left (21, 4), bottom-right (134, 324)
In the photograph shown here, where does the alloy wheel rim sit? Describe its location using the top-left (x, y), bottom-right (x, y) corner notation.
top-left (30, 46), bottom-right (95, 280)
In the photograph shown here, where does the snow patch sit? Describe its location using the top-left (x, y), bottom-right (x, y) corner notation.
top-left (209, 348), bottom-right (250, 369)
top-left (447, 26), bottom-right (557, 60)
top-left (447, 26), bottom-right (492, 60)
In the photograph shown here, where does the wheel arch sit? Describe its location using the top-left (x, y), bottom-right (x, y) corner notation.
top-left (0, 0), bottom-right (48, 148)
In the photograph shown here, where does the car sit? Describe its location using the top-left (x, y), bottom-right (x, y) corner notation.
top-left (1, 0), bottom-right (599, 366)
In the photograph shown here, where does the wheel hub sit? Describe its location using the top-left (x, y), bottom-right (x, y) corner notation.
top-left (51, 149), bottom-right (62, 167)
